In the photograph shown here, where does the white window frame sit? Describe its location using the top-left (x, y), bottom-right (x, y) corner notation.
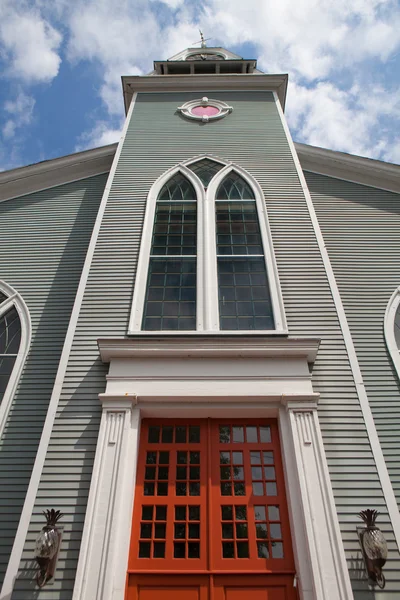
top-left (384, 286), bottom-right (400, 380)
top-left (0, 280), bottom-right (31, 439)
top-left (128, 156), bottom-right (287, 334)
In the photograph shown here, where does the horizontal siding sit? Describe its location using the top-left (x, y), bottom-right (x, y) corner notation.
top-left (13, 93), bottom-right (400, 597)
top-left (307, 171), bottom-right (400, 503)
top-left (0, 174), bottom-right (106, 591)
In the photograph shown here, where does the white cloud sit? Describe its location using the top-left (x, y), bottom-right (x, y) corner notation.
top-left (75, 119), bottom-right (123, 152)
top-left (65, 1), bottom-right (160, 115)
top-left (151, 0), bottom-right (185, 8)
top-left (2, 92), bottom-right (36, 140)
top-left (286, 80), bottom-right (400, 162)
top-left (0, 5), bottom-right (62, 83)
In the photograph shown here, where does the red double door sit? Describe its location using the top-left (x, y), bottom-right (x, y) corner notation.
top-left (126, 419), bottom-right (298, 600)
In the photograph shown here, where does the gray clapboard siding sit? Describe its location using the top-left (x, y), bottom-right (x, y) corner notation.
top-left (306, 171), bottom-right (400, 507)
top-left (0, 174), bottom-right (107, 590)
top-left (13, 92), bottom-right (399, 597)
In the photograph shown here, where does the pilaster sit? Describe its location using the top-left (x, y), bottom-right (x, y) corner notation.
top-left (72, 395), bottom-right (140, 600)
top-left (280, 400), bottom-right (353, 599)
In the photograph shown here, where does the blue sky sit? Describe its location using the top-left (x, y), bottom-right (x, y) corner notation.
top-left (1, 0), bottom-right (400, 171)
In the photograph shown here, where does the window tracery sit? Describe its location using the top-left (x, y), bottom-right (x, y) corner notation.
top-left (188, 158), bottom-right (223, 187)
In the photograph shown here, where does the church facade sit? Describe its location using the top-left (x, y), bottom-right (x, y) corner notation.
top-left (1, 45), bottom-right (400, 599)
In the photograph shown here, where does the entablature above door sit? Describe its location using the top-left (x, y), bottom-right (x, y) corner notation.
top-left (98, 335), bottom-right (320, 403)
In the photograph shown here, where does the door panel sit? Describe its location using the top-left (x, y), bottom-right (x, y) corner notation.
top-left (140, 588), bottom-right (202, 599)
top-left (213, 575), bottom-right (297, 600)
top-left (129, 575), bottom-right (296, 600)
top-left (223, 589), bottom-right (285, 600)
top-left (127, 575), bottom-right (208, 600)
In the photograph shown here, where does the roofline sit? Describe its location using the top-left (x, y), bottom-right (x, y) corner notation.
top-left (296, 142), bottom-right (400, 194)
top-left (0, 144), bottom-right (117, 203)
top-left (1, 140), bottom-right (399, 204)
top-left (121, 73), bottom-right (288, 115)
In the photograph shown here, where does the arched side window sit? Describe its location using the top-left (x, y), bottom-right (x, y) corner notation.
top-left (129, 156), bottom-right (286, 334)
top-left (0, 281), bottom-right (31, 437)
top-left (384, 287), bottom-right (400, 380)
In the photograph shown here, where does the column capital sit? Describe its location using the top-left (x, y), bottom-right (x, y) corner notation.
top-left (280, 394), bottom-right (319, 412)
top-left (98, 393), bottom-right (138, 411)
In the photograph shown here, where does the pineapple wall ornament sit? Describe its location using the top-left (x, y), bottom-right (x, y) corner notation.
top-left (357, 509), bottom-right (388, 588)
top-left (34, 509), bottom-right (63, 587)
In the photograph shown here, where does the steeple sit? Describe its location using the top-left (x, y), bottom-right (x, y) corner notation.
top-left (153, 45), bottom-right (258, 75)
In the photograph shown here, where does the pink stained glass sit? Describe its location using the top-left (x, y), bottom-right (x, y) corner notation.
top-left (191, 105), bottom-right (220, 117)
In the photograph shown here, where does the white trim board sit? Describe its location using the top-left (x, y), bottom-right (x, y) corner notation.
top-left (99, 336), bottom-right (320, 363)
top-left (273, 90), bottom-right (400, 554)
top-left (0, 94), bottom-right (138, 600)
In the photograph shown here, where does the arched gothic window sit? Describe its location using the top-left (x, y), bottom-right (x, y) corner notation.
top-left (385, 287), bottom-right (400, 380)
top-left (142, 173), bottom-right (197, 331)
top-left (0, 281), bottom-right (31, 436)
top-left (215, 173), bottom-right (273, 331)
top-left (130, 157), bottom-right (286, 333)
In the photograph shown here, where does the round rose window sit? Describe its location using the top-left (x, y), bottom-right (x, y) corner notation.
top-left (191, 105), bottom-right (220, 118)
top-left (177, 97), bottom-right (233, 123)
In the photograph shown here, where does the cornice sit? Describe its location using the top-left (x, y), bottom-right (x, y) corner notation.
top-left (121, 73), bottom-right (288, 115)
top-left (0, 143), bottom-right (117, 203)
top-left (1, 139), bottom-right (399, 205)
top-left (98, 335), bottom-right (320, 364)
top-left (295, 142), bottom-right (400, 194)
